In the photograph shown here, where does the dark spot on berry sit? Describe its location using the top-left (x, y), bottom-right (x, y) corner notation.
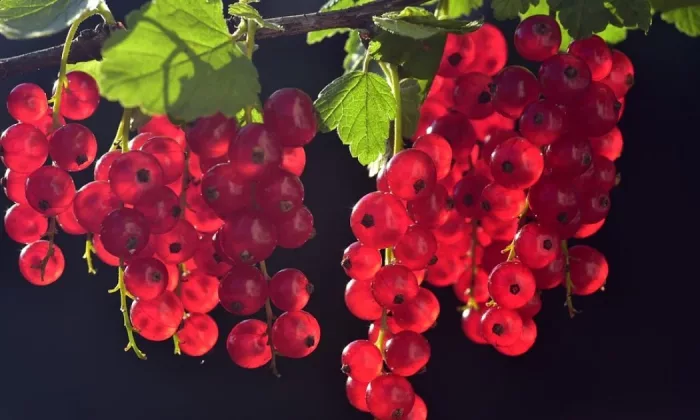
top-left (582, 153), bottom-right (592, 166)
top-left (306, 283), bottom-right (315, 294)
top-left (463, 194), bottom-right (474, 206)
top-left (341, 364), bottom-right (351, 374)
top-left (304, 335), bottom-right (316, 348)
top-left (413, 179), bottom-right (426, 194)
top-left (538, 93), bottom-right (546, 101)
top-left (251, 147), bottom-right (265, 164)
top-left (240, 250), bottom-right (252, 261)
top-left (613, 101), bottom-right (622, 112)
top-left (341, 257), bottom-right (352, 270)
top-left (445, 197), bottom-right (455, 209)
top-left (391, 409), bottom-right (404, 419)
top-left (205, 186), bottom-right (219, 201)
top-left (230, 301), bottom-right (243, 313)
top-left (75, 154), bottom-right (88, 165)
top-left (556, 212), bottom-right (568, 224)
top-left (489, 83), bottom-right (497, 95)
top-left (171, 205), bottom-right (182, 218)
top-left (151, 272), bottom-right (162, 282)
top-left (38, 199), bottom-right (50, 211)
top-left (475, 218), bottom-right (482, 227)
top-left (543, 239), bottom-right (553, 250)
top-left (360, 214), bottom-right (374, 228)
top-left (393, 294), bottom-right (405, 305)
top-left (477, 91), bottom-right (492, 104)
top-left (501, 161), bottom-right (514, 173)
top-left (279, 200), bottom-right (294, 212)
top-left (564, 66), bottom-right (579, 79)
top-left (481, 200), bottom-right (492, 212)
top-left (447, 53), bottom-right (462, 67)
top-left (510, 284), bottom-right (521, 295)
top-left (599, 195), bottom-right (610, 208)
top-left (533, 22), bottom-right (551, 35)
top-left (492, 323), bottom-right (505, 336)
top-left (126, 236), bottom-right (138, 251)
top-left (136, 169), bottom-right (150, 183)
top-left (625, 74), bottom-right (635, 87)
top-left (533, 112), bottom-right (544, 125)
top-left (428, 255), bottom-right (438, 265)
top-left (169, 243), bottom-right (182, 254)
top-left (213, 253), bottom-right (222, 263)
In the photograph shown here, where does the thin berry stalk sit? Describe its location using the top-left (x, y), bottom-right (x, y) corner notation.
top-left (117, 260), bottom-right (146, 359)
top-left (561, 240), bottom-right (579, 318)
top-left (259, 260), bottom-right (280, 377)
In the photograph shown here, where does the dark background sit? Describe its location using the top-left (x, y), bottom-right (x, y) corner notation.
top-left (0, 1), bottom-right (691, 419)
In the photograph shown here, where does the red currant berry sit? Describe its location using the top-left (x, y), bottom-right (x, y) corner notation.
top-left (93, 150), bottom-right (121, 182)
top-left (413, 133), bottom-right (452, 181)
top-left (495, 317), bottom-right (537, 356)
top-left (528, 179), bottom-right (579, 230)
top-left (407, 395), bottom-right (428, 420)
top-left (545, 135), bottom-right (593, 179)
top-left (538, 54), bottom-right (592, 103)
top-left (56, 204), bottom-right (86, 235)
top-left (424, 244), bottom-right (464, 286)
top-left (58, 71), bottom-right (100, 120)
top-left (480, 307), bottom-right (523, 347)
top-left (461, 307), bottom-right (487, 344)
top-left (73, 181), bottom-right (122, 233)
top-left (108, 150), bottom-right (165, 204)
top-left (385, 331), bottom-right (430, 377)
top-left (407, 184), bottom-right (452, 228)
top-left (264, 88), bottom-right (317, 147)
top-left (200, 163), bottom-right (251, 218)
top-left (192, 236), bottom-right (232, 277)
top-left (518, 292), bottom-right (542, 319)
top-left (2, 169), bottom-right (28, 204)
top-left (133, 185), bottom-right (181, 234)
top-left (386, 149), bottom-right (437, 200)
top-left (481, 129), bottom-right (518, 165)
top-left (346, 377), bottom-right (370, 412)
top-left (257, 169), bottom-right (304, 219)
top-left (124, 257), bottom-right (168, 300)
top-left (479, 183), bottom-right (526, 221)
top-left (514, 223), bottom-right (560, 269)
top-left (226, 319), bottom-right (271, 369)
top-left (453, 72), bottom-right (495, 119)
top-left (569, 245), bottom-right (608, 295)
top-left (366, 374), bottom-right (415, 420)
top-left (100, 208), bottom-right (151, 259)
top-left (228, 123), bottom-right (282, 180)
top-left (393, 225), bottom-right (438, 270)
top-left (341, 242), bottom-right (382, 282)
top-left (30, 107), bottom-right (64, 136)
top-left (589, 126), bottom-right (623, 161)
top-left (368, 317), bottom-right (402, 343)
top-left (454, 267), bottom-right (490, 304)
top-left (492, 66), bottom-right (540, 119)
top-left (154, 219), bottom-right (199, 264)
top-left (48, 123), bottom-right (97, 172)
top-left (574, 219), bottom-right (605, 239)
top-left (276, 205), bottom-right (315, 249)
top-left (140, 115), bottom-right (186, 147)
top-left (271, 310), bottom-right (320, 358)
top-left (7, 83), bottom-right (48, 123)
top-left (129, 132), bottom-right (156, 151)
top-left (465, 23), bottom-right (508, 76)
top-left (280, 146), bottom-right (306, 176)
top-left (219, 265), bottom-right (268, 315)
top-left (4, 203), bottom-right (47, 244)
top-left (19, 240), bottom-right (65, 286)
top-left (488, 261), bottom-right (537, 309)
top-left (490, 137), bottom-right (544, 189)
top-left (601, 49), bottom-right (634, 98)
top-left (351, 192), bottom-right (410, 249)
top-left (140, 136), bottom-right (185, 184)
top-left (426, 110), bottom-right (477, 163)
top-left (437, 33), bottom-right (476, 78)
top-left (576, 82), bottom-right (622, 137)
top-left (514, 15), bottom-right (561, 61)
top-left (341, 340), bottom-right (383, 382)
top-left (130, 290), bottom-right (184, 341)
top-left (269, 268), bottom-right (313, 312)
top-left (91, 233), bottom-right (119, 267)
top-left (392, 287), bottom-right (439, 333)
top-left (519, 100), bottom-right (565, 146)
top-left (0, 123), bottom-right (48, 173)
top-left (372, 264), bottom-right (419, 309)
top-left (219, 211), bottom-right (277, 263)
top-left (568, 35), bottom-right (613, 81)
top-left (184, 113), bottom-right (237, 158)
top-left (345, 279), bottom-right (383, 321)
top-left (575, 154), bottom-right (616, 192)
top-left (25, 165), bottom-right (76, 216)
top-left (177, 313), bottom-right (218, 357)
top-left (578, 188), bottom-right (611, 224)
top-left (452, 172), bottom-right (489, 218)
top-left (180, 269), bottom-right (220, 313)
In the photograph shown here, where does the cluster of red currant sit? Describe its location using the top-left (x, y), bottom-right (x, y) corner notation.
top-left (1, 69), bottom-right (320, 368)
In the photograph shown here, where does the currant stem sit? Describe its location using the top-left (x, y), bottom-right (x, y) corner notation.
top-left (244, 20), bottom-right (258, 125)
top-left (259, 260), bottom-right (281, 378)
top-left (37, 217), bottom-right (57, 283)
top-left (466, 219), bottom-right (479, 309)
top-left (362, 49), bottom-right (372, 73)
top-left (375, 248), bottom-right (395, 354)
top-left (562, 240), bottom-right (580, 318)
top-left (117, 260), bottom-right (146, 359)
top-left (96, 2), bottom-right (117, 25)
top-left (504, 201), bottom-right (530, 261)
top-left (172, 333), bottom-right (182, 355)
top-left (83, 234), bottom-right (97, 275)
top-left (380, 62), bottom-right (404, 155)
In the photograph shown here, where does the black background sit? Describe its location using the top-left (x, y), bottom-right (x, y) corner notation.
top-left (0, 1), bottom-right (691, 419)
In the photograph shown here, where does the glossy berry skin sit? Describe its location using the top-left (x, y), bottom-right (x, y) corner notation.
top-left (528, 180), bottom-right (579, 229)
top-left (480, 307), bottom-right (523, 347)
top-left (228, 123), bottom-right (282, 180)
top-left (59, 71), bottom-right (100, 120)
top-left (200, 163), bottom-right (251, 218)
top-left (93, 150), bottom-right (121, 182)
top-left (25, 165), bottom-right (76, 216)
top-left (56, 205), bottom-right (86, 235)
top-left (30, 107), bottom-right (64, 136)
top-left (124, 257), bottom-right (168, 300)
top-left (406, 184), bottom-right (452, 228)
top-left (495, 317), bottom-right (537, 356)
top-left (341, 242), bottom-right (382, 282)
top-left (393, 225), bottom-right (438, 270)
top-left (220, 211), bottom-right (277, 263)
top-left (576, 154), bottom-right (616, 192)
top-left (366, 374), bottom-right (415, 420)
top-left (590, 126), bottom-right (623, 161)
top-left (276, 205), bottom-right (315, 249)
top-left (140, 115), bottom-right (186, 147)
top-left (133, 186), bottom-right (181, 234)
top-left (569, 245), bottom-right (608, 295)
top-left (392, 287), bottom-right (440, 333)
top-left (73, 181), bottom-right (121, 233)
top-left (568, 35), bottom-right (613, 81)
top-left (100, 208), bottom-right (151, 259)
top-left (177, 313), bottom-right (218, 357)
top-left (226, 319), bottom-right (271, 368)
top-left (519, 100), bottom-right (565, 146)
top-left (19, 240), bottom-right (65, 286)
top-left (257, 170), bottom-right (304, 219)
top-left (452, 72), bottom-right (494, 120)
top-left (479, 183), bottom-right (526, 221)
top-left (386, 149), bottom-right (437, 200)
top-left (129, 132), bottom-right (156, 151)
top-left (466, 23), bottom-right (508, 76)
top-left (453, 173), bottom-right (489, 218)
top-left (372, 264), bottom-right (419, 309)
top-left (185, 113), bottom-right (237, 158)
top-left (533, 251), bottom-right (565, 289)
top-left (341, 340), bottom-right (383, 382)
top-left (454, 267), bottom-right (489, 304)
top-left (368, 317), bottom-right (402, 343)
top-left (0, 123), bottom-right (48, 173)
top-left (538, 54), bottom-right (592, 103)
top-left (518, 292), bottom-right (543, 319)
top-left (601, 49), bottom-right (634, 98)
top-left (7, 83), bottom-right (48, 123)
top-left (514, 223), bottom-right (560, 269)
top-left (346, 378), bottom-right (370, 412)
top-left (578, 188), bottom-right (611, 223)
top-left (426, 111), bottom-right (477, 163)
top-left (130, 291), bottom-right (184, 341)
top-left (412, 133), bottom-right (453, 180)
top-left (219, 265), bottom-right (268, 315)
top-left (269, 268), bottom-right (313, 312)
top-left (154, 219), bottom-right (199, 264)
top-left (271, 310), bottom-right (320, 358)
top-left (488, 261), bottom-right (537, 309)
top-left (345, 279), bottom-right (383, 321)
top-left (425, 244), bottom-right (464, 286)
top-left (264, 88), bottom-right (317, 147)
top-left (545, 135), bottom-right (593, 179)
top-left (385, 331), bottom-right (431, 377)
top-left (108, 150), bottom-right (164, 204)
top-left (514, 15), bottom-right (561, 61)
top-left (492, 66), bottom-right (540, 119)
top-left (140, 136), bottom-right (185, 184)
top-left (180, 270), bottom-right (219, 313)
top-left (461, 307), bottom-right (487, 344)
top-left (351, 192), bottom-right (410, 249)
top-left (437, 33), bottom-right (476, 78)
top-left (48, 124), bottom-right (97, 172)
top-left (407, 395), bottom-right (428, 420)
top-left (2, 169), bottom-right (28, 204)
top-left (574, 82), bottom-right (621, 137)
top-left (281, 147), bottom-right (306, 176)
top-left (490, 137), bottom-right (544, 189)
top-left (4, 204), bottom-right (47, 244)
top-left (193, 237), bottom-right (232, 277)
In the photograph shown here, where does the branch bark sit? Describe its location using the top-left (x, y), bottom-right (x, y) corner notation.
top-left (0, 0), bottom-right (423, 81)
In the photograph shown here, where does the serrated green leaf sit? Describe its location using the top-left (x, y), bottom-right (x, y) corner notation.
top-left (491, 0), bottom-right (538, 20)
top-left (373, 6), bottom-right (481, 39)
top-left (367, 152), bottom-right (389, 177)
top-left (67, 59), bottom-right (103, 80)
top-left (650, 0), bottom-right (700, 12)
top-left (400, 78), bottom-right (423, 139)
top-left (228, 2), bottom-right (283, 31)
top-left (306, 0), bottom-right (373, 44)
top-left (99, 0), bottom-right (260, 122)
top-left (369, 32), bottom-right (446, 80)
top-left (0, 0), bottom-right (101, 39)
top-left (549, 0), bottom-right (620, 39)
top-left (596, 23), bottom-right (628, 43)
top-left (608, 0), bottom-right (652, 31)
top-left (343, 30), bottom-right (366, 73)
top-left (440, 0), bottom-right (483, 18)
top-left (661, 6), bottom-right (700, 36)
top-left (314, 71), bottom-right (397, 165)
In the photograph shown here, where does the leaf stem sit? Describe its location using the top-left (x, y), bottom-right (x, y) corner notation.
top-left (259, 260), bottom-right (280, 378)
top-left (379, 62), bottom-right (403, 155)
top-left (83, 234), bottom-right (97, 275)
top-left (118, 260), bottom-right (146, 359)
top-left (434, 0), bottom-right (449, 18)
top-left (562, 240), bottom-right (580, 318)
top-left (362, 49), bottom-right (372, 72)
top-left (96, 2), bottom-right (117, 25)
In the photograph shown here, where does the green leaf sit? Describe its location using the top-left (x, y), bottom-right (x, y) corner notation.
top-left (235, 107), bottom-right (264, 125)
top-left (491, 0), bottom-right (538, 20)
top-left (314, 71), bottom-right (397, 165)
top-left (608, 0), bottom-right (652, 32)
top-left (343, 30), bottom-right (366, 73)
top-left (228, 2), bottom-right (283, 31)
top-left (400, 78), bottom-right (423, 139)
top-left (306, 0), bottom-right (373, 44)
top-left (549, 0), bottom-right (621, 39)
top-left (441, 0), bottom-right (483, 18)
top-left (369, 32), bottom-right (446, 80)
top-left (373, 6), bottom-right (481, 39)
top-left (99, 0), bottom-right (260, 122)
top-left (661, 6), bottom-right (700, 36)
top-left (0, 0), bottom-right (101, 39)
top-left (596, 23), bottom-right (628, 43)
top-left (650, 0), bottom-right (700, 12)
top-left (67, 59), bottom-right (103, 81)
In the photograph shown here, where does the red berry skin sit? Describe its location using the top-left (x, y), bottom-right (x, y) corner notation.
top-left (480, 307), bottom-right (523, 347)
top-left (372, 264), bottom-right (419, 309)
top-left (575, 154), bottom-right (616, 192)
top-left (193, 236), bottom-right (232, 277)
top-left (590, 126), bottom-right (623, 161)
top-left (154, 219), bottom-right (199, 264)
top-left (341, 242), bottom-right (382, 282)
top-left (91, 233), bottom-right (119, 267)
top-left (140, 115), bottom-right (187, 147)
top-left (124, 257), bottom-right (168, 300)
top-left (346, 377), bottom-right (370, 412)
top-left (533, 251), bottom-right (565, 289)
top-left (226, 319), bottom-right (272, 369)
top-left (30, 107), bottom-right (64, 136)
top-left (73, 181), bottom-right (122, 233)
top-left (601, 49), bottom-right (634, 98)
top-left (574, 219), bottom-right (605, 239)
top-left (345, 279), bottom-right (383, 321)
top-left (492, 66), bottom-right (540, 119)
top-left (413, 133), bottom-right (453, 181)
top-left (538, 54), bottom-right (592, 103)
top-left (219, 265), bottom-right (268, 315)
top-left (519, 100), bottom-right (565, 146)
top-left (514, 223), bottom-right (560, 269)
top-left (514, 15), bottom-right (561, 62)
top-left (454, 267), bottom-right (489, 304)
top-left (48, 123), bottom-right (97, 172)
top-left (453, 172), bottom-right (489, 218)
top-left (437, 33), bottom-right (476, 78)
top-left (280, 147), bottom-right (306, 176)
top-left (108, 150), bottom-right (165, 204)
top-left (578, 188), bottom-right (611, 223)
top-left (351, 192), bottom-right (410, 249)
top-left (228, 123), bottom-right (282, 180)
top-left (176, 313), bottom-right (218, 357)
top-left (464, 23), bottom-right (508, 76)
top-left (271, 310), bottom-right (320, 358)
top-left (59, 71), bottom-right (100, 120)
top-left (100, 208), bottom-right (151, 259)
top-left (392, 287), bottom-right (440, 333)
top-left (368, 317), bottom-right (402, 343)
top-left (7, 83), bottom-right (48, 123)
top-left (200, 163), bottom-right (251, 219)
top-left (133, 185), bottom-right (181, 234)
top-left (479, 183), bottom-right (526, 221)
top-left (528, 179), bottom-right (579, 230)
top-left (19, 240), bottom-right (65, 286)
top-left (2, 169), bottom-right (28, 204)
top-left (93, 150), bottom-right (121, 182)
top-left (407, 184), bottom-right (452, 228)
top-left (257, 169), bottom-right (304, 220)
top-left (4, 203), bottom-right (48, 244)
top-left (518, 292), bottom-right (542, 319)
top-left (545, 135), bottom-right (593, 180)
top-left (130, 291), bottom-right (184, 341)
top-left (185, 113), bottom-right (237, 158)
top-left (490, 137), bottom-right (544, 189)
top-left (0, 123), bottom-right (48, 173)
top-left (25, 165), bottom-right (76, 216)
top-left (461, 307), bottom-right (488, 344)
top-left (488, 261), bottom-right (537, 309)
top-left (425, 244), bottom-right (464, 287)
top-left (269, 268), bottom-right (313, 312)
top-left (568, 35), bottom-right (613, 81)
top-left (366, 374), bottom-right (415, 420)
top-left (219, 211), bottom-right (277, 264)
top-left (407, 395), bottom-right (428, 420)
top-left (574, 82), bottom-right (621, 137)
top-left (386, 149), bottom-right (437, 200)
top-left (341, 340), bottom-right (383, 382)
top-left (180, 270), bottom-right (219, 313)
top-left (385, 331), bottom-right (431, 377)
top-left (568, 245), bottom-right (608, 295)
top-left (140, 136), bottom-right (185, 184)
top-left (276, 205), bottom-right (314, 249)
top-left (129, 132), bottom-right (156, 151)
top-left (426, 110), bottom-right (477, 163)
top-left (495, 317), bottom-right (537, 356)
top-left (393, 225), bottom-right (438, 270)
top-left (56, 204), bottom-right (87, 235)
top-left (263, 88), bottom-right (317, 147)
top-left (453, 72), bottom-right (495, 120)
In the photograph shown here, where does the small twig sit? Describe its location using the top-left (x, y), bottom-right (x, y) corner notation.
top-left (117, 260), bottom-right (147, 359)
top-left (35, 217), bottom-right (57, 283)
top-left (259, 260), bottom-right (280, 378)
top-left (83, 234), bottom-right (97, 275)
top-left (562, 240), bottom-right (580, 318)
